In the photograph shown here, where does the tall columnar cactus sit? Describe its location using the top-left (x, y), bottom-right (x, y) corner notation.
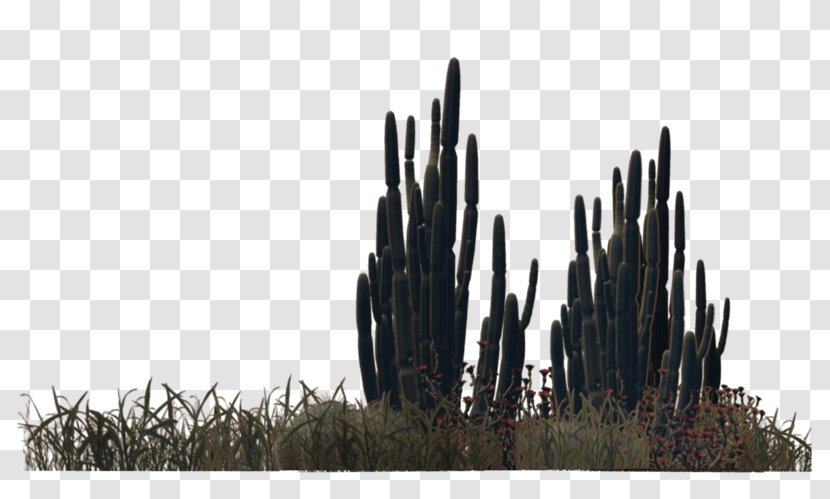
top-left (470, 215), bottom-right (507, 419)
top-left (574, 196), bottom-right (602, 397)
top-left (637, 208), bottom-right (659, 394)
top-left (384, 111), bottom-right (420, 407)
top-left (695, 259), bottom-right (707, 348)
top-left (356, 273), bottom-right (379, 403)
top-left (453, 133), bottom-right (480, 388)
top-left (437, 59), bottom-right (461, 398)
top-left (654, 269), bottom-right (686, 432)
top-left (356, 59), bottom-right (739, 440)
top-left (615, 262), bottom-right (638, 411)
top-left (673, 191), bottom-right (685, 274)
top-left (550, 319), bottom-right (569, 413)
top-left (357, 58), bottom-right (539, 422)
top-left (650, 127), bottom-right (672, 387)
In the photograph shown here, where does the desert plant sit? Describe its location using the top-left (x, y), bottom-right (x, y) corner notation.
top-left (356, 58), bottom-right (538, 424)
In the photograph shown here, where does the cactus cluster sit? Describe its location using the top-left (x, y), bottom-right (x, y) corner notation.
top-left (552, 127), bottom-right (732, 429)
top-left (356, 58), bottom-right (732, 430)
top-left (355, 58), bottom-right (538, 415)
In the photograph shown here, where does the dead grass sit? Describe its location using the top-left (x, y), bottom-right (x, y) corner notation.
top-left (19, 370), bottom-right (810, 472)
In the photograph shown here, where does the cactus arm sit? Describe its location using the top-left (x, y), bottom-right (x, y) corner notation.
top-left (623, 150), bottom-right (643, 315)
top-left (640, 209), bottom-right (659, 385)
top-left (569, 299), bottom-right (585, 401)
top-left (453, 264), bottom-right (472, 372)
top-left (404, 115), bottom-right (416, 209)
top-left (611, 166), bottom-right (623, 236)
top-left (429, 201), bottom-right (451, 397)
top-left (676, 330), bottom-right (697, 416)
top-left (647, 158), bottom-right (656, 211)
top-left (357, 273), bottom-right (379, 403)
top-left (575, 196), bottom-right (602, 392)
top-left (521, 258), bottom-right (539, 330)
top-left (673, 191), bottom-right (685, 274)
top-left (567, 259), bottom-right (578, 309)
top-left (376, 196), bottom-right (389, 261)
top-left (561, 303), bottom-right (572, 359)
top-left (694, 259), bottom-right (707, 347)
top-left (368, 252), bottom-right (381, 324)
top-left (393, 271), bottom-right (419, 406)
top-left (591, 196), bottom-right (603, 274)
top-left (427, 98), bottom-right (441, 170)
top-left (550, 320), bottom-right (569, 413)
top-left (496, 293), bottom-right (520, 403)
top-left (717, 297), bottom-right (731, 356)
top-left (457, 133), bottom-right (479, 288)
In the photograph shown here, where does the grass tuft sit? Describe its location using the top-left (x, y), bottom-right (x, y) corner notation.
top-left (20, 375), bottom-right (810, 472)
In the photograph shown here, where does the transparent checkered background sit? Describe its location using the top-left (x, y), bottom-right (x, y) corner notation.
top-left (0, 0), bottom-right (827, 497)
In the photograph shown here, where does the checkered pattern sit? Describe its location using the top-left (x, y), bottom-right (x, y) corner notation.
top-left (0, 0), bottom-right (827, 496)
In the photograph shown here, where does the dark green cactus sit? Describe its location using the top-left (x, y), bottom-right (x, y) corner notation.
top-left (599, 249), bottom-right (617, 394)
top-left (673, 191), bottom-right (685, 274)
top-left (404, 115), bottom-right (416, 206)
top-left (637, 209), bottom-right (659, 391)
top-left (496, 293), bottom-right (520, 404)
top-left (384, 111), bottom-right (419, 408)
top-left (702, 297), bottom-right (731, 403)
top-left (695, 259), bottom-right (707, 347)
top-left (574, 195), bottom-right (602, 394)
top-left (429, 201), bottom-right (451, 394)
top-left (654, 269), bottom-right (685, 432)
top-left (677, 303), bottom-right (714, 418)
top-left (624, 150), bottom-right (642, 308)
top-left (355, 61), bottom-right (747, 458)
top-left (356, 273), bottom-right (379, 403)
top-left (550, 319), bottom-right (569, 413)
top-left (676, 330), bottom-right (698, 418)
top-left (471, 214), bottom-right (507, 419)
top-left (377, 247), bottom-right (398, 407)
top-left (647, 159), bottom-right (656, 211)
top-left (615, 262), bottom-right (638, 411)
top-left (650, 127), bottom-right (672, 388)
top-left (453, 134), bottom-right (479, 386)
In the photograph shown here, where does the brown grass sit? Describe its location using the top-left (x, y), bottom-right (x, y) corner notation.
top-left (19, 372), bottom-right (811, 472)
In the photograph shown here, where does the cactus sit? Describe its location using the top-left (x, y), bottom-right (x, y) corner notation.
top-left (496, 293), bottom-right (521, 405)
top-left (677, 303), bottom-right (714, 418)
top-left (550, 319), bottom-right (569, 413)
top-left (637, 209), bottom-right (659, 392)
top-left (383, 112), bottom-right (419, 408)
top-left (508, 260), bottom-right (540, 409)
top-left (650, 127), bottom-right (672, 387)
top-left (615, 262), bottom-right (637, 411)
top-left (429, 201), bottom-right (451, 395)
top-left (702, 297), bottom-right (731, 403)
top-left (355, 60), bottom-right (743, 453)
top-left (470, 215), bottom-right (507, 419)
top-left (695, 259), bottom-right (707, 348)
top-left (356, 273), bottom-right (379, 403)
top-left (574, 196), bottom-right (603, 396)
top-left (673, 191), bottom-right (685, 274)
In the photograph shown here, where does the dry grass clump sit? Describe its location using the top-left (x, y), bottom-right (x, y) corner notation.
top-left (20, 373), bottom-right (810, 472)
